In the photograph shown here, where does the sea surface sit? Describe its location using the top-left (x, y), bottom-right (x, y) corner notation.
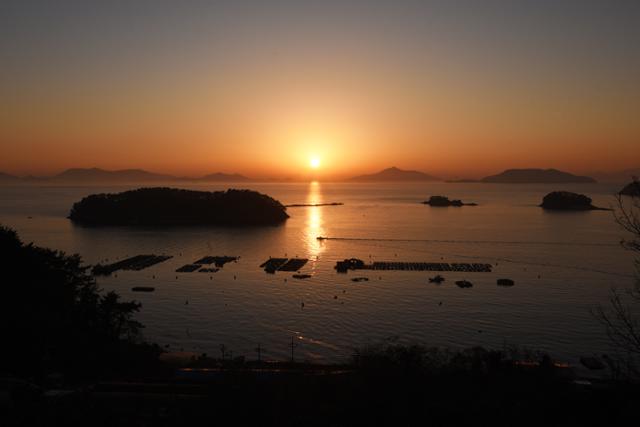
top-left (0, 182), bottom-right (636, 364)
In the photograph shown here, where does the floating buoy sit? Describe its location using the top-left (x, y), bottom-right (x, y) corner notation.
top-left (497, 278), bottom-right (515, 287)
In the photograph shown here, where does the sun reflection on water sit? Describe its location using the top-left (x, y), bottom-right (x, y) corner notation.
top-left (305, 181), bottom-right (325, 258)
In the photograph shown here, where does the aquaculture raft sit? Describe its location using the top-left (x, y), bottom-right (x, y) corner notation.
top-left (177, 255), bottom-right (239, 273)
top-left (335, 259), bottom-right (492, 273)
top-left (193, 256), bottom-right (238, 267)
top-left (260, 257), bottom-right (308, 273)
top-left (279, 258), bottom-right (309, 271)
top-left (92, 255), bottom-right (172, 276)
top-left (176, 264), bottom-right (201, 273)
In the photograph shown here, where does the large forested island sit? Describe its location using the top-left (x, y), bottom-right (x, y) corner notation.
top-left (69, 187), bottom-right (289, 226)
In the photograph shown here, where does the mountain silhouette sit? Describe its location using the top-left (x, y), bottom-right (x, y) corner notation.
top-left (589, 167), bottom-right (640, 183)
top-left (47, 168), bottom-right (251, 183)
top-left (0, 172), bottom-right (20, 181)
top-left (53, 168), bottom-right (175, 182)
top-left (198, 172), bottom-right (250, 182)
top-left (349, 167), bottom-right (439, 182)
top-left (481, 169), bottom-right (595, 184)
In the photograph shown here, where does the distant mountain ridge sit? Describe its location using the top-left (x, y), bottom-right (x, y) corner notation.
top-left (198, 172), bottom-right (250, 182)
top-left (480, 169), bottom-right (596, 184)
top-left (0, 172), bottom-right (20, 181)
top-left (589, 168), bottom-right (640, 183)
top-left (0, 167), bottom-right (252, 183)
top-left (54, 168), bottom-right (175, 182)
top-left (349, 167), bottom-right (439, 182)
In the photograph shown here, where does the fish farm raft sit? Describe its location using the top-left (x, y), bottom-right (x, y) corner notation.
top-left (92, 255), bottom-right (173, 276)
top-left (334, 258), bottom-right (492, 273)
top-left (176, 255), bottom-right (239, 273)
top-left (260, 257), bottom-right (309, 273)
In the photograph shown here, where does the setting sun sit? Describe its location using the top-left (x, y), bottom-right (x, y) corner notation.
top-left (309, 157), bottom-right (321, 169)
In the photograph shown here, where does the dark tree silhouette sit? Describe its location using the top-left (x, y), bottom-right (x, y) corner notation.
top-left (0, 226), bottom-right (159, 380)
top-left (594, 179), bottom-right (640, 376)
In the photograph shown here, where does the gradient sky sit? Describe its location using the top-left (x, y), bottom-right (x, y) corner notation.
top-left (1, 0), bottom-right (639, 179)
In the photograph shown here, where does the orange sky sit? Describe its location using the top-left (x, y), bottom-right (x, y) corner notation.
top-left (1, 1), bottom-right (638, 179)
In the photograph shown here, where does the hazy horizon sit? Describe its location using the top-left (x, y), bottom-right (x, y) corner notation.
top-left (2, 164), bottom-right (638, 183)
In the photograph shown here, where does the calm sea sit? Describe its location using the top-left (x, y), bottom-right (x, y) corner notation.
top-left (0, 182), bottom-right (636, 364)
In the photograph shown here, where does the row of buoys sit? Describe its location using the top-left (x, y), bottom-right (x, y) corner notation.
top-left (429, 276), bottom-right (516, 288)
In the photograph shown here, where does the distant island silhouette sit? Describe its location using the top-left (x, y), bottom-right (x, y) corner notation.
top-left (5, 166), bottom-right (639, 184)
top-left (55, 167), bottom-right (175, 182)
top-left (0, 172), bottom-right (20, 182)
top-left (590, 168), bottom-right (640, 183)
top-left (56, 168), bottom-right (251, 183)
top-left (481, 169), bottom-right (596, 184)
top-left (539, 191), bottom-right (607, 211)
top-left (0, 167), bottom-right (251, 183)
top-left (69, 187), bottom-right (289, 226)
top-left (349, 167), bottom-right (439, 182)
top-left (198, 172), bottom-right (250, 182)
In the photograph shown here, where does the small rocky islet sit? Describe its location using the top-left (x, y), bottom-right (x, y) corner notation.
top-left (422, 195), bottom-right (478, 207)
top-left (619, 180), bottom-right (640, 197)
top-left (68, 187), bottom-right (289, 226)
top-left (539, 191), bottom-right (608, 211)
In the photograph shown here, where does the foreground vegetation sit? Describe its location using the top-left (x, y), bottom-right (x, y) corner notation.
top-left (0, 226), bottom-right (161, 381)
top-left (3, 341), bottom-right (639, 426)
top-left (2, 225), bottom-right (640, 426)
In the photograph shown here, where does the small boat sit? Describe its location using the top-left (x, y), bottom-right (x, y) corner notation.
top-left (497, 278), bottom-right (515, 287)
top-left (455, 280), bottom-right (473, 288)
top-left (351, 277), bottom-right (369, 282)
top-left (292, 274), bottom-right (312, 279)
top-left (131, 286), bottom-right (155, 292)
top-left (429, 275), bottom-right (445, 284)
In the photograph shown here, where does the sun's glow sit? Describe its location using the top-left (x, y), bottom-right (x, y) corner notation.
top-left (309, 156), bottom-right (321, 169)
